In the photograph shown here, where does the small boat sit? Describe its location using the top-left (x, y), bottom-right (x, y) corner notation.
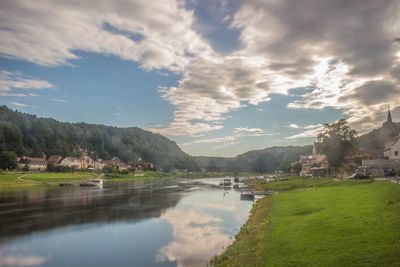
top-left (87, 179), bottom-right (103, 186)
top-left (223, 178), bottom-right (232, 185)
top-left (59, 182), bottom-right (74, 187)
top-left (220, 178), bottom-right (232, 188)
top-left (79, 181), bottom-right (97, 187)
top-left (240, 191), bottom-right (254, 200)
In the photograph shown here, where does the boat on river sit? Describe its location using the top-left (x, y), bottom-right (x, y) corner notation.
top-left (240, 191), bottom-right (254, 200)
top-left (59, 182), bottom-right (74, 187)
top-left (79, 179), bottom-right (103, 187)
top-left (219, 178), bottom-right (232, 187)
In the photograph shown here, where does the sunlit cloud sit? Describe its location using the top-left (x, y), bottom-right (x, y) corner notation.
top-left (286, 124), bottom-right (324, 139)
top-left (1, 0), bottom-right (400, 141)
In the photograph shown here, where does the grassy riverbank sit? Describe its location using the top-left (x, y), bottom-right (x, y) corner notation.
top-left (0, 171), bottom-right (251, 190)
top-left (213, 177), bottom-right (400, 266)
top-left (0, 171), bottom-right (163, 188)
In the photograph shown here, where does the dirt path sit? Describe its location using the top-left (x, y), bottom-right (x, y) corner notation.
top-left (17, 173), bottom-right (45, 185)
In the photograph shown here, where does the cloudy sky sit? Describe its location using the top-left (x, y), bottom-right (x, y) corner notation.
top-left (1, 0), bottom-right (400, 157)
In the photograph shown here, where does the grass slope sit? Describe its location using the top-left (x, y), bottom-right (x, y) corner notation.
top-left (0, 172), bottom-right (33, 186)
top-left (214, 178), bottom-right (400, 266)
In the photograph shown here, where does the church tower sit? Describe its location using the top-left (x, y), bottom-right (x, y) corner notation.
top-left (387, 105), bottom-right (393, 124)
top-left (382, 105), bottom-right (397, 136)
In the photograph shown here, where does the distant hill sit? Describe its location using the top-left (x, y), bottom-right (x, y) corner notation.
top-left (196, 121), bottom-right (400, 172)
top-left (0, 106), bottom-right (198, 171)
top-left (195, 145), bottom-right (312, 173)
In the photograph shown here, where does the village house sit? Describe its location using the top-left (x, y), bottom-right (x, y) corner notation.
top-left (384, 135), bottom-right (400, 160)
top-left (79, 155), bottom-right (93, 169)
top-left (299, 142), bottom-right (329, 176)
top-left (48, 155), bottom-right (63, 165)
top-left (362, 107), bottom-right (400, 174)
top-left (60, 157), bottom-right (81, 169)
top-left (18, 156), bottom-right (47, 171)
top-left (94, 159), bottom-right (105, 170)
top-left (118, 161), bottom-right (128, 171)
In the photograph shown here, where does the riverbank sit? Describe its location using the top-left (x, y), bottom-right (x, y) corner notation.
top-left (213, 177), bottom-right (400, 266)
top-left (0, 171), bottom-right (254, 191)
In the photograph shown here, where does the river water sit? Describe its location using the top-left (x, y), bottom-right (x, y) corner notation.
top-left (0, 178), bottom-right (254, 267)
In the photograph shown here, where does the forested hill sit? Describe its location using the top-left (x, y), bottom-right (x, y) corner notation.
top-left (195, 145), bottom-right (313, 173)
top-left (0, 106), bottom-right (198, 171)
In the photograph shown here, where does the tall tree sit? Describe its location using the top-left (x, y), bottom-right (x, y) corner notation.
top-left (317, 119), bottom-right (358, 167)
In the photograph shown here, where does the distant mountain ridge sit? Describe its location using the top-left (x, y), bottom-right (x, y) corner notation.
top-left (195, 120), bottom-right (400, 172)
top-left (0, 106), bottom-right (198, 171)
top-left (195, 145), bottom-right (313, 173)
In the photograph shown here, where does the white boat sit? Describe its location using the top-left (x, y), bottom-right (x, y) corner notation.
top-left (80, 179), bottom-right (103, 187)
top-left (87, 179), bottom-right (103, 186)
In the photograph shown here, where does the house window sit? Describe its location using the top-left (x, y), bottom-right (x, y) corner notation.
top-left (395, 151), bottom-right (399, 156)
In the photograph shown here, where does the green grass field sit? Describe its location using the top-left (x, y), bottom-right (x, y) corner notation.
top-left (24, 172), bottom-right (97, 182)
top-left (214, 178), bottom-right (400, 266)
top-left (0, 172), bottom-right (32, 186)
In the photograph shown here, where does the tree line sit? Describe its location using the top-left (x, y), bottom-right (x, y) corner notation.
top-left (0, 106), bottom-right (198, 172)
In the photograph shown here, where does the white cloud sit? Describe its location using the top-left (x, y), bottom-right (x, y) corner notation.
top-left (51, 98), bottom-right (67, 103)
top-left (180, 136), bottom-right (236, 146)
top-left (286, 124), bottom-right (325, 139)
top-left (9, 101), bottom-right (27, 108)
top-left (2, 0), bottom-right (400, 138)
top-left (288, 124), bottom-right (299, 129)
top-left (233, 127), bottom-right (271, 137)
top-left (0, 0), bottom-right (213, 72)
top-left (179, 127), bottom-right (270, 150)
top-left (0, 70), bottom-right (54, 97)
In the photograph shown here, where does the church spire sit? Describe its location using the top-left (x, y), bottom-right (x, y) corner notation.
top-left (387, 105), bottom-right (393, 124)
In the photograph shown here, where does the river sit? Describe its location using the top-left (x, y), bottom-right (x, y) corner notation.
top-left (0, 178), bottom-right (254, 267)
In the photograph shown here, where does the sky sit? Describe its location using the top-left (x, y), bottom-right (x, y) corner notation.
top-left (0, 0), bottom-right (400, 157)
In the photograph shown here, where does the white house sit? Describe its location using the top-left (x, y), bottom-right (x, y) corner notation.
top-left (94, 159), bottom-right (105, 170)
top-left (18, 157), bottom-right (47, 171)
top-left (384, 136), bottom-right (400, 160)
top-left (29, 158), bottom-right (47, 170)
top-left (60, 157), bottom-right (81, 169)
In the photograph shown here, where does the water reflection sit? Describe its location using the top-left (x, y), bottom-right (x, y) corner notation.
top-left (157, 188), bottom-right (252, 267)
top-left (0, 183), bottom-right (182, 244)
top-left (158, 209), bottom-right (229, 267)
top-left (0, 254), bottom-right (47, 266)
top-left (0, 179), bottom-right (253, 267)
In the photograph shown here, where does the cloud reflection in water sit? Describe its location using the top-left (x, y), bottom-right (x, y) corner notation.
top-left (157, 209), bottom-right (230, 267)
top-left (0, 254), bottom-right (47, 266)
top-left (157, 189), bottom-right (252, 267)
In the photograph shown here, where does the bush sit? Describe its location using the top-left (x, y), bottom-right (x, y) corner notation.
top-left (47, 163), bottom-right (73, 172)
top-left (105, 173), bottom-right (123, 179)
top-left (0, 151), bottom-right (17, 170)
